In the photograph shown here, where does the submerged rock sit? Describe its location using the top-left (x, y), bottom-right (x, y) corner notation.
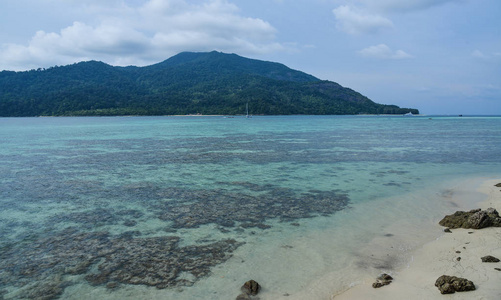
top-left (435, 275), bottom-right (475, 294)
top-left (438, 208), bottom-right (501, 229)
top-left (481, 255), bottom-right (500, 263)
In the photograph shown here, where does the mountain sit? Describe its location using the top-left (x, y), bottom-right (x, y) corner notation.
top-left (0, 51), bottom-right (419, 116)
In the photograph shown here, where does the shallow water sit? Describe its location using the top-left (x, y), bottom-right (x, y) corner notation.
top-left (0, 115), bottom-right (500, 299)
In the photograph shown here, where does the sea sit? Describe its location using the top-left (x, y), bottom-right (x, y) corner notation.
top-left (0, 115), bottom-right (500, 300)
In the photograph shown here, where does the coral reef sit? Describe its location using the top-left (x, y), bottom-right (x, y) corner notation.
top-left (0, 228), bottom-right (243, 299)
top-left (152, 185), bottom-right (349, 229)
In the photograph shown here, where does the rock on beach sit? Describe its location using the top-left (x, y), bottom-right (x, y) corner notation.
top-left (438, 208), bottom-right (501, 229)
top-left (434, 275), bottom-right (476, 294)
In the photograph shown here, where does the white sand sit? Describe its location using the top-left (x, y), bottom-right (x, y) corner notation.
top-left (333, 179), bottom-right (501, 300)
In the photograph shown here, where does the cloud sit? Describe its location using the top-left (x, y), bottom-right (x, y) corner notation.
top-left (359, 0), bottom-right (465, 12)
top-left (471, 50), bottom-right (501, 62)
top-left (0, 0), bottom-right (284, 70)
top-left (332, 5), bottom-right (393, 35)
top-left (332, 0), bottom-right (465, 37)
top-left (472, 50), bottom-right (488, 59)
top-left (358, 44), bottom-right (413, 60)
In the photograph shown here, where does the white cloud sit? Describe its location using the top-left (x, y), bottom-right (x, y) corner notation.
top-left (332, 5), bottom-right (393, 35)
top-left (0, 0), bottom-right (284, 70)
top-left (359, 0), bottom-right (465, 12)
top-left (472, 50), bottom-right (501, 61)
top-left (358, 44), bottom-right (413, 60)
top-left (472, 50), bottom-right (488, 59)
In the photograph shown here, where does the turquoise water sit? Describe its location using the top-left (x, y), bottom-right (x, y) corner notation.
top-left (0, 115), bottom-right (500, 299)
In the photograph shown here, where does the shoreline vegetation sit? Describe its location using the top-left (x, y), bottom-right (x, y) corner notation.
top-left (333, 178), bottom-right (501, 300)
top-left (22, 113), bottom-right (423, 118)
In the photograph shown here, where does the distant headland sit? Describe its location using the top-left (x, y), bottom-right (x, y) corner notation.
top-left (0, 51), bottom-right (419, 117)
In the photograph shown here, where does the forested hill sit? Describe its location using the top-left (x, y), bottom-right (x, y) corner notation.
top-left (0, 51), bottom-right (419, 116)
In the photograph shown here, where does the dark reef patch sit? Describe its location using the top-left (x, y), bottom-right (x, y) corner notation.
top-left (0, 180), bottom-right (349, 299)
top-left (48, 208), bottom-right (145, 229)
top-left (0, 228), bottom-right (243, 299)
top-left (151, 185), bottom-right (349, 229)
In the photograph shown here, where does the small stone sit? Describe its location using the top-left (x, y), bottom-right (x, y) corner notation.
top-left (444, 228), bottom-right (452, 233)
top-left (468, 231), bottom-right (474, 234)
top-left (372, 273), bottom-right (393, 288)
top-left (455, 251), bottom-right (461, 254)
top-left (457, 257), bottom-right (461, 261)
top-left (494, 183), bottom-right (501, 187)
top-left (481, 255), bottom-right (500, 263)
top-left (494, 268), bottom-right (501, 271)
top-left (241, 280), bottom-right (260, 296)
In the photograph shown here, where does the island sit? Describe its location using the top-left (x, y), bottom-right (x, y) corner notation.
top-left (0, 51), bottom-right (419, 117)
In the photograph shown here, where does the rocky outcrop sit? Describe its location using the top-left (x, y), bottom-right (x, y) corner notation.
top-left (435, 275), bottom-right (475, 294)
top-left (372, 273), bottom-right (393, 288)
top-left (438, 208), bottom-right (501, 229)
top-left (481, 255), bottom-right (500, 263)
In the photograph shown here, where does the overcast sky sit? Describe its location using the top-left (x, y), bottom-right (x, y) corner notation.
top-left (1, 0), bottom-right (500, 114)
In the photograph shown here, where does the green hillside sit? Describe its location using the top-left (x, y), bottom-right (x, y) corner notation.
top-left (0, 51), bottom-right (419, 116)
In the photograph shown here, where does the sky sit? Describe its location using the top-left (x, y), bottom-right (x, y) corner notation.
top-left (0, 0), bottom-right (500, 114)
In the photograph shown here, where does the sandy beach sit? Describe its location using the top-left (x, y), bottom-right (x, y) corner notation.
top-left (333, 179), bottom-right (501, 300)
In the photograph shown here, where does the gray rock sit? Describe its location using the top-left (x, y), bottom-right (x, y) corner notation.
top-left (435, 275), bottom-right (475, 294)
top-left (438, 208), bottom-right (501, 229)
top-left (372, 273), bottom-right (393, 288)
top-left (467, 210), bottom-right (491, 229)
top-left (241, 280), bottom-right (260, 296)
top-left (377, 273), bottom-right (393, 281)
top-left (481, 255), bottom-right (500, 263)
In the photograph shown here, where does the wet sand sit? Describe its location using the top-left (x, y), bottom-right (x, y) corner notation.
top-left (333, 179), bottom-right (501, 300)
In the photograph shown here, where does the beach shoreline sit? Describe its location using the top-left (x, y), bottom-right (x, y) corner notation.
top-left (332, 178), bottom-right (501, 300)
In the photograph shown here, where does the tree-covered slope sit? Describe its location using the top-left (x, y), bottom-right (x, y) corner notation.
top-left (0, 51), bottom-right (419, 116)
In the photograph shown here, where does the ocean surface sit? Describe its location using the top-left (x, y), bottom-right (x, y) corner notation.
top-left (0, 115), bottom-right (500, 300)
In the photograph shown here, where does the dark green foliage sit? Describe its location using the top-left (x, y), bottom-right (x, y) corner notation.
top-left (0, 51), bottom-right (419, 116)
